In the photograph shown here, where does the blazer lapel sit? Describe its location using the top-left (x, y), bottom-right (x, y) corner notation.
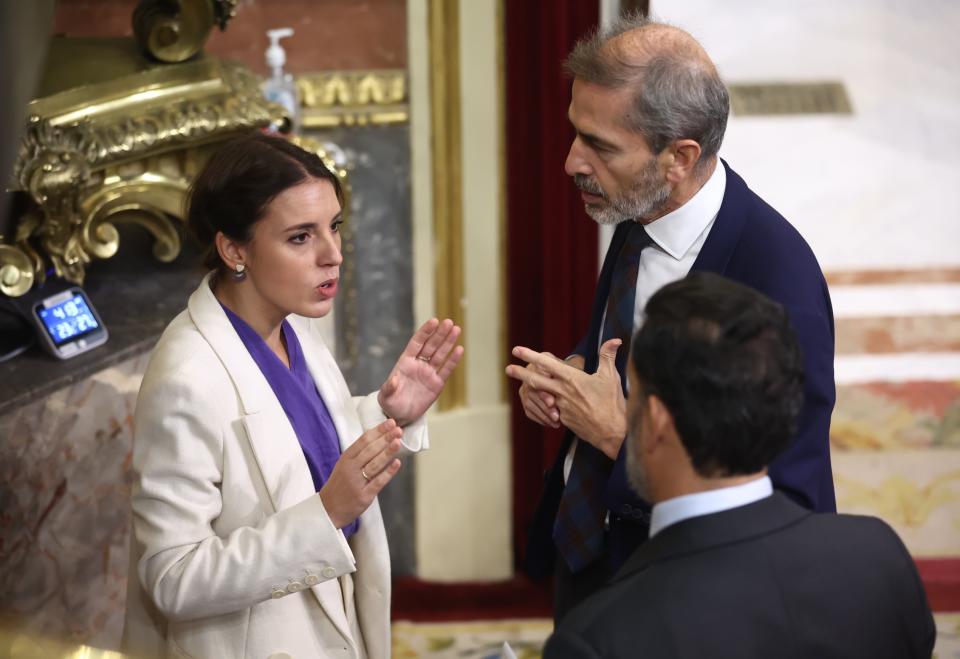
top-left (690, 159), bottom-right (750, 276)
top-left (287, 316), bottom-right (362, 453)
top-left (187, 275), bottom-right (356, 647)
top-left (187, 273), bottom-right (316, 514)
top-left (287, 316), bottom-right (386, 653)
top-left (285, 321), bottom-right (391, 578)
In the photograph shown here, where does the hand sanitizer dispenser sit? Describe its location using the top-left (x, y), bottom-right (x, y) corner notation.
top-left (263, 27), bottom-right (300, 133)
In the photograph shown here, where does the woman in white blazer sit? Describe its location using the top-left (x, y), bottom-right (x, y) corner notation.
top-left (122, 134), bottom-right (463, 659)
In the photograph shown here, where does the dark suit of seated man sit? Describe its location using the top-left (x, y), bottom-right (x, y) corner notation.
top-left (543, 272), bottom-right (936, 659)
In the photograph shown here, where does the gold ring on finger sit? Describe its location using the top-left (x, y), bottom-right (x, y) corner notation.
top-left (417, 355), bottom-right (431, 362)
top-left (361, 468), bottom-right (371, 481)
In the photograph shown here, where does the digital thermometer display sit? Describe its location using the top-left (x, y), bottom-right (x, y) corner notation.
top-left (37, 294), bottom-right (100, 344)
top-left (31, 288), bottom-right (108, 359)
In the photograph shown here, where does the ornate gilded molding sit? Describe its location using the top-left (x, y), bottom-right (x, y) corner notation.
top-left (26, 61), bottom-right (277, 164)
top-left (428, 0), bottom-right (466, 410)
top-left (496, 0), bottom-right (507, 404)
top-left (297, 70), bottom-right (408, 128)
top-left (0, 245), bottom-right (35, 297)
top-left (133, 0), bottom-right (240, 63)
top-left (7, 54), bottom-right (287, 294)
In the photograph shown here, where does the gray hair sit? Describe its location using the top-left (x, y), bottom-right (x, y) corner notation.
top-left (565, 14), bottom-right (730, 165)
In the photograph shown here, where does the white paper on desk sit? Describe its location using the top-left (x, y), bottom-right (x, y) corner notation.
top-left (501, 641), bottom-right (518, 659)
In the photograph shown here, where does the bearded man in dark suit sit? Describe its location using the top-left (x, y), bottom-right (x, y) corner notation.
top-left (506, 14), bottom-right (837, 619)
top-left (540, 273), bottom-right (935, 659)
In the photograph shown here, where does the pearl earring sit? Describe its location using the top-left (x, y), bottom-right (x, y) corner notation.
top-left (233, 263), bottom-right (247, 281)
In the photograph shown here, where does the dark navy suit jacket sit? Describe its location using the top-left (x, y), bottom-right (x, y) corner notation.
top-left (527, 161), bottom-right (837, 577)
top-left (543, 494), bottom-right (935, 659)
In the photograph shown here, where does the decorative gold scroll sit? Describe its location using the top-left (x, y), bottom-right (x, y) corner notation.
top-left (6, 53), bottom-right (287, 294)
top-left (297, 70), bottom-right (409, 128)
top-left (132, 0), bottom-right (240, 63)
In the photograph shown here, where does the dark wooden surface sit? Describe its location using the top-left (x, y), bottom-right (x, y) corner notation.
top-left (0, 226), bottom-right (204, 418)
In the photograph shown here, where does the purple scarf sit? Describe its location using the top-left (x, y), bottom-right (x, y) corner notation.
top-left (222, 305), bottom-right (358, 537)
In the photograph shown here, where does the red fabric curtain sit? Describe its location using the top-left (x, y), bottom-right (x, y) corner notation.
top-left (505, 3), bottom-right (599, 567)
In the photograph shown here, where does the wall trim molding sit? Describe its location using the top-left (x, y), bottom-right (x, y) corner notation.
top-left (297, 69), bottom-right (408, 127)
top-left (428, 0), bottom-right (466, 410)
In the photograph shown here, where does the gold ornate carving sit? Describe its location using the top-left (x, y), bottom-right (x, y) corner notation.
top-left (7, 54), bottom-right (286, 294)
top-left (14, 117), bottom-right (100, 283)
top-left (298, 70), bottom-right (409, 128)
top-left (0, 245), bottom-right (35, 298)
top-left (133, 0), bottom-right (239, 63)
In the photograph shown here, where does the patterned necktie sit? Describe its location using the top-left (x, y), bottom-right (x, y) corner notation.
top-left (553, 222), bottom-right (653, 572)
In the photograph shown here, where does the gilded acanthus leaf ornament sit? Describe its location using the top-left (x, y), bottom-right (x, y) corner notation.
top-left (14, 117), bottom-right (100, 282)
top-left (6, 58), bottom-right (287, 293)
top-left (0, 0), bottom-right (304, 297)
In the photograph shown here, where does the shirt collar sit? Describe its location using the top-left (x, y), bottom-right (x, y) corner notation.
top-left (649, 475), bottom-right (773, 538)
top-left (643, 159), bottom-right (726, 260)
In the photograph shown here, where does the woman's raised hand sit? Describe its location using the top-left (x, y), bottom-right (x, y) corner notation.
top-left (318, 419), bottom-right (403, 529)
top-left (378, 318), bottom-right (464, 426)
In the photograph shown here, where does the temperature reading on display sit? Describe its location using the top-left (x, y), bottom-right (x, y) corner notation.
top-left (38, 294), bottom-right (100, 345)
top-left (30, 287), bottom-right (109, 359)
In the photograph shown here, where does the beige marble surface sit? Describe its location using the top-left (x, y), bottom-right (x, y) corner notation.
top-left (0, 354), bottom-right (147, 651)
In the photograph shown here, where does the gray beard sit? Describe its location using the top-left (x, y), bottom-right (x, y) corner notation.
top-left (580, 158), bottom-right (672, 226)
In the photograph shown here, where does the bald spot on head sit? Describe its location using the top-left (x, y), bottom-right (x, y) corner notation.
top-left (605, 23), bottom-right (717, 77)
top-left (564, 15), bottom-right (730, 169)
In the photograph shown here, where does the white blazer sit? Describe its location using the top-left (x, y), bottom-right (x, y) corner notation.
top-left (122, 274), bottom-right (427, 659)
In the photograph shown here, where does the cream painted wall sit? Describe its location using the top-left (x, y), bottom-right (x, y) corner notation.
top-left (407, 0), bottom-right (512, 581)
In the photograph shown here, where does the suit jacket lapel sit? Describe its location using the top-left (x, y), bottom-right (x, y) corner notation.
top-left (613, 493), bottom-right (812, 579)
top-left (690, 159), bottom-right (750, 276)
top-left (187, 275), bottom-right (355, 646)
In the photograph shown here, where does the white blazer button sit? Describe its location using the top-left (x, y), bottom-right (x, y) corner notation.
top-left (304, 574), bottom-right (319, 586)
top-left (271, 588), bottom-right (285, 599)
top-left (321, 567), bottom-right (336, 578)
top-left (286, 581), bottom-right (304, 593)
top-left (267, 653), bottom-right (293, 659)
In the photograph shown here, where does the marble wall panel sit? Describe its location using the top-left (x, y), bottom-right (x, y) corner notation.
top-left (0, 354), bottom-right (147, 651)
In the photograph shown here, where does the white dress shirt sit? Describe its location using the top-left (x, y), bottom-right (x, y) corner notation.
top-left (649, 475), bottom-right (773, 538)
top-left (564, 161), bottom-right (727, 482)
top-left (634, 160), bottom-right (726, 330)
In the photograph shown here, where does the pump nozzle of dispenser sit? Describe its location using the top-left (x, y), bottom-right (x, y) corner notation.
top-left (265, 28), bottom-right (294, 81)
